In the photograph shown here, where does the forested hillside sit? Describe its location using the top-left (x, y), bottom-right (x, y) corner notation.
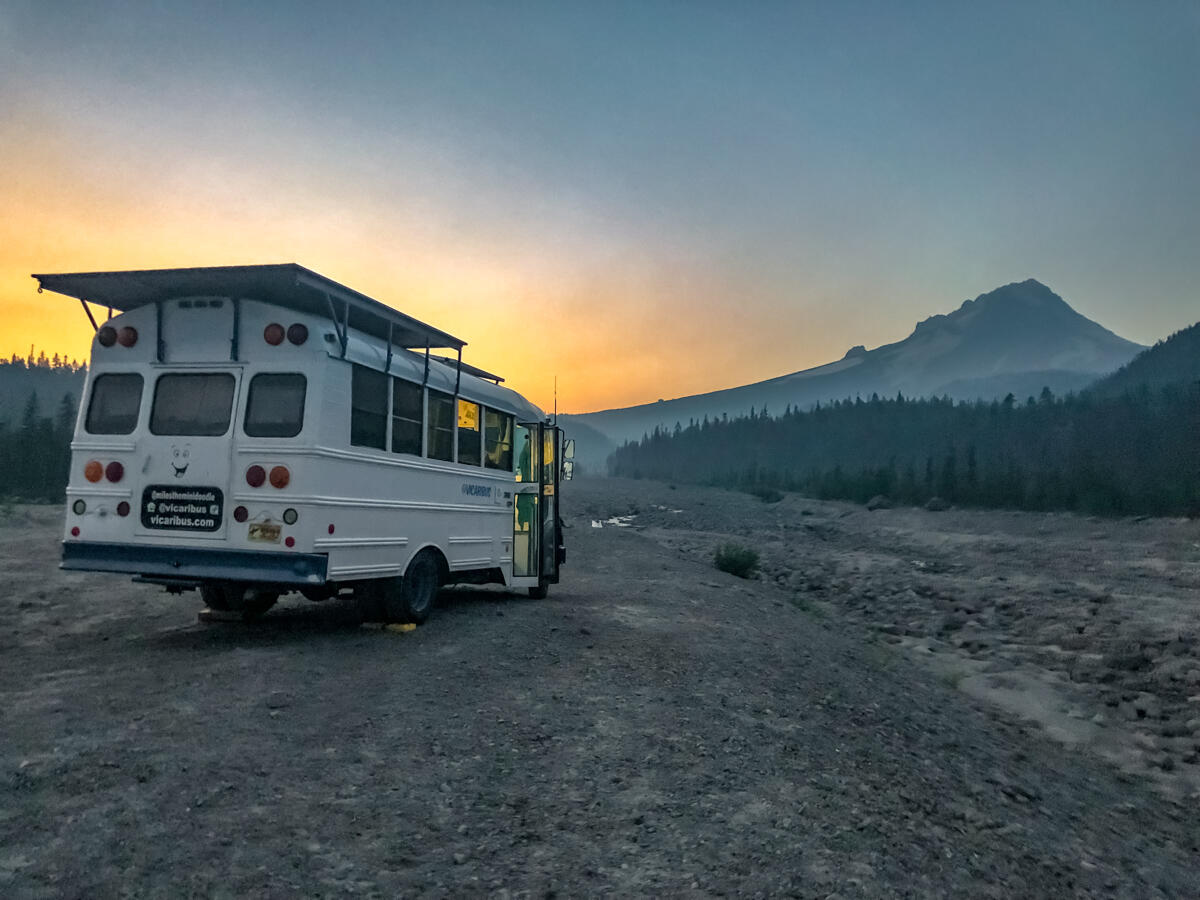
top-left (0, 353), bottom-right (85, 502)
top-left (0, 353), bottom-right (86, 425)
top-left (1089, 322), bottom-right (1200, 399)
top-left (610, 382), bottom-right (1200, 517)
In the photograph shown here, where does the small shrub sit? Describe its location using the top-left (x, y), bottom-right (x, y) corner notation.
top-left (714, 543), bottom-right (759, 579)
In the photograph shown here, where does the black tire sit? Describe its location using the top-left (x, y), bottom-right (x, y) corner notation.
top-left (240, 589), bottom-right (279, 622)
top-left (528, 584), bottom-right (549, 600)
top-left (386, 551), bottom-right (440, 624)
top-left (200, 583), bottom-right (277, 621)
top-left (200, 582), bottom-right (234, 611)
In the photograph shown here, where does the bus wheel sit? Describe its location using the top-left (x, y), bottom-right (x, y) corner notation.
top-left (528, 585), bottom-right (549, 600)
top-left (200, 583), bottom-right (234, 611)
top-left (388, 551), bottom-right (440, 624)
top-left (241, 590), bottom-right (279, 622)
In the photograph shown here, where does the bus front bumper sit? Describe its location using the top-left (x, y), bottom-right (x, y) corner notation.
top-left (61, 541), bottom-right (328, 586)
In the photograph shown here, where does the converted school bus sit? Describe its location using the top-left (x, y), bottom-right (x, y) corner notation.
top-left (36, 264), bottom-right (571, 623)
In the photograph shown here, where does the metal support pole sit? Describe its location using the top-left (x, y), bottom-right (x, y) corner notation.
top-left (454, 347), bottom-right (463, 397)
top-left (422, 344), bottom-right (430, 387)
top-left (155, 301), bottom-right (165, 362)
top-left (79, 300), bottom-right (99, 332)
top-left (230, 297), bottom-right (240, 361)
top-left (384, 322), bottom-right (394, 373)
top-left (339, 301), bottom-right (349, 357)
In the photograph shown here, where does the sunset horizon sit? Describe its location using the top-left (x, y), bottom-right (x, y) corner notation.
top-left (3, 2), bottom-right (1197, 413)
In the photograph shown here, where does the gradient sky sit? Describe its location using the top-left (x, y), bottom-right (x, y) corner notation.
top-left (2, 1), bottom-right (1197, 412)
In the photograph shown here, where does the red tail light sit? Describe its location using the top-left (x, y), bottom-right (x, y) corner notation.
top-left (264, 323), bottom-right (285, 345)
top-left (269, 466), bottom-right (290, 489)
top-left (84, 460), bottom-right (103, 482)
top-left (105, 461), bottom-right (124, 483)
top-left (246, 465), bottom-right (266, 488)
top-left (287, 323), bottom-right (308, 345)
top-left (233, 505), bottom-right (248, 523)
top-left (117, 501), bottom-right (131, 517)
top-left (117, 327), bottom-right (138, 347)
top-left (97, 326), bottom-right (118, 347)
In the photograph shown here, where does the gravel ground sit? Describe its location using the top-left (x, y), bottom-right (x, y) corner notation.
top-left (1, 484), bottom-right (1198, 897)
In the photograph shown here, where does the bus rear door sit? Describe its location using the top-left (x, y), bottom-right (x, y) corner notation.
top-left (135, 370), bottom-right (241, 540)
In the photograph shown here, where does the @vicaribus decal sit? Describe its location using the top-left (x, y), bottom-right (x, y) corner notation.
top-left (141, 485), bottom-right (223, 531)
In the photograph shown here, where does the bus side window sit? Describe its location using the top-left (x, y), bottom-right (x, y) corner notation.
top-left (427, 390), bottom-right (454, 461)
top-left (457, 399), bottom-right (481, 466)
top-left (85, 373), bottom-right (143, 435)
top-left (350, 364), bottom-right (387, 450)
top-left (484, 409), bottom-right (514, 471)
top-left (391, 377), bottom-right (422, 456)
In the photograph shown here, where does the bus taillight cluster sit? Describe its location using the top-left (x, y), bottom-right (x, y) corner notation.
top-left (97, 325), bottom-right (138, 348)
top-left (246, 465), bottom-right (290, 489)
top-left (84, 459), bottom-right (125, 483)
top-left (264, 323), bottom-right (308, 346)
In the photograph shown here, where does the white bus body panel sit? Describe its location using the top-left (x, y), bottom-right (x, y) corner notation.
top-left (63, 293), bottom-right (544, 590)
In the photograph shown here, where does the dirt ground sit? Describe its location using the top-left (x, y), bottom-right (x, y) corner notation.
top-left (2, 480), bottom-right (1199, 897)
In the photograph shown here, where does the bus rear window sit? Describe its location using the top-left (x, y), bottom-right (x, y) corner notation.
top-left (85, 373), bottom-right (143, 435)
top-left (150, 373), bottom-right (236, 436)
top-left (244, 373), bottom-right (306, 438)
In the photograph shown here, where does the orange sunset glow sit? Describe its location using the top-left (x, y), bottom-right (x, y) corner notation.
top-left (2, 3), bottom-right (1195, 416)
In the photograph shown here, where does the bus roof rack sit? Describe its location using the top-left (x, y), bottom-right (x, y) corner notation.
top-left (31, 263), bottom-right (465, 351)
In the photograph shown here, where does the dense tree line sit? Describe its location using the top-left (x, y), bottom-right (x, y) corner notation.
top-left (0, 390), bottom-right (78, 502)
top-left (0, 353), bottom-right (86, 502)
top-left (609, 383), bottom-right (1200, 517)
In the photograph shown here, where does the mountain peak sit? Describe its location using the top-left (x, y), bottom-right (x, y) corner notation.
top-left (842, 345), bottom-right (867, 360)
top-left (968, 278), bottom-right (1060, 309)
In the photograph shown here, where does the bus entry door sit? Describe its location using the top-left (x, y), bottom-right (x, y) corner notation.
top-left (513, 422), bottom-right (562, 585)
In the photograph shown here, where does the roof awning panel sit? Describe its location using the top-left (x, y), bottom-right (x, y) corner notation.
top-left (32, 263), bottom-right (465, 350)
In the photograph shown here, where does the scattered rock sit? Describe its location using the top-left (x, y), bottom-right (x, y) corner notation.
top-left (924, 497), bottom-right (950, 512)
top-left (865, 495), bottom-right (892, 511)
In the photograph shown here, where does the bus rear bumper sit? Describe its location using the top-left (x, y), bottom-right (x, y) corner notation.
top-left (61, 541), bottom-right (328, 586)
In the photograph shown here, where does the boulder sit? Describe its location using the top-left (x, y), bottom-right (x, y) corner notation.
top-left (924, 496), bottom-right (950, 511)
top-left (865, 494), bottom-right (892, 511)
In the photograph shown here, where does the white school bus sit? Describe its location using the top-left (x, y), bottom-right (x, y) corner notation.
top-left (36, 264), bottom-right (572, 622)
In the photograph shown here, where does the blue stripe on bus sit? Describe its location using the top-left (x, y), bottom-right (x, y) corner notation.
top-left (61, 541), bottom-right (329, 585)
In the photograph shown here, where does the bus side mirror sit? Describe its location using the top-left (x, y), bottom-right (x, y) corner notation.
top-left (563, 438), bottom-right (575, 460)
top-left (562, 460), bottom-right (575, 481)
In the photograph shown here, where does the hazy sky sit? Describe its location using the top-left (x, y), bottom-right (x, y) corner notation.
top-left (2, 1), bottom-right (1197, 411)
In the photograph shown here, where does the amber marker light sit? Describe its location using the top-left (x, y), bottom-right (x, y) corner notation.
top-left (269, 466), bottom-right (290, 489)
top-left (84, 460), bottom-right (103, 482)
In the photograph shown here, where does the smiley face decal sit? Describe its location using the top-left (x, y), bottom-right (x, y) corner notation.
top-left (171, 444), bottom-right (191, 478)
